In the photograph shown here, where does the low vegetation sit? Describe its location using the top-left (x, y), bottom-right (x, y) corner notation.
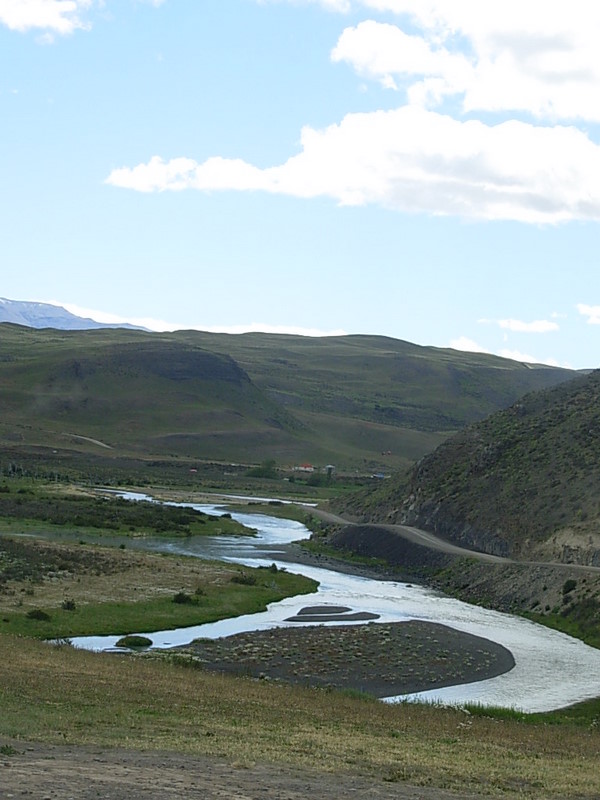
top-left (1, 478), bottom-right (600, 798)
top-left (1, 632), bottom-right (600, 799)
top-left (0, 481), bottom-right (252, 538)
top-left (0, 531), bottom-right (317, 639)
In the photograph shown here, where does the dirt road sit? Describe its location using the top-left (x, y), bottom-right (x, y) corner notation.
top-left (311, 508), bottom-right (510, 563)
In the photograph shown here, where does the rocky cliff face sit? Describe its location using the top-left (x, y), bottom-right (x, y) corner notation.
top-left (397, 500), bottom-right (513, 558)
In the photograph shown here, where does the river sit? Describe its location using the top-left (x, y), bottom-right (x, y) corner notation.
top-left (70, 494), bottom-right (600, 713)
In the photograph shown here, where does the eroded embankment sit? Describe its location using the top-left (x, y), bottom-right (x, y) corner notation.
top-left (320, 524), bottom-right (600, 636)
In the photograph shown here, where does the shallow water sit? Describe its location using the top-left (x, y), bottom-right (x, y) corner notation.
top-left (71, 496), bottom-right (600, 712)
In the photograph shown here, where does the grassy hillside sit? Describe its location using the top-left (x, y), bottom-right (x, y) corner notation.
top-left (177, 330), bottom-right (574, 431)
top-left (349, 369), bottom-right (600, 563)
top-left (0, 323), bottom-right (575, 473)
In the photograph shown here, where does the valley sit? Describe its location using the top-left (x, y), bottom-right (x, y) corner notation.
top-left (1, 325), bottom-right (600, 799)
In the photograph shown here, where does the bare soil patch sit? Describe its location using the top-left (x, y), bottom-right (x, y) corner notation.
top-left (0, 739), bottom-right (483, 800)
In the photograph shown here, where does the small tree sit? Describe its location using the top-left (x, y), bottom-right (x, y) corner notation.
top-left (246, 459), bottom-right (278, 479)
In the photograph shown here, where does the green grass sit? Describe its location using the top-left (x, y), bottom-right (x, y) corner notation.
top-left (1, 633), bottom-right (600, 798)
top-left (300, 537), bottom-right (388, 569)
top-left (0, 482), bottom-right (254, 538)
top-left (464, 696), bottom-right (600, 729)
top-left (0, 322), bottom-right (573, 471)
top-left (524, 606), bottom-right (600, 650)
top-left (0, 565), bottom-right (317, 639)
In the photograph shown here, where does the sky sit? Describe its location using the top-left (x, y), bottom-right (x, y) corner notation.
top-left (2, 1), bottom-right (600, 369)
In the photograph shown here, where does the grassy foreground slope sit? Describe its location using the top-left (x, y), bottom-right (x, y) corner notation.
top-left (0, 323), bottom-right (574, 472)
top-left (2, 632), bottom-right (600, 799)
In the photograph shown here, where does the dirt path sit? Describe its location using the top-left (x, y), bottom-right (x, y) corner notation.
top-left (312, 508), bottom-right (600, 572)
top-left (0, 739), bottom-right (483, 800)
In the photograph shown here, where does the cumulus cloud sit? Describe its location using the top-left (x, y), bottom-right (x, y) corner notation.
top-left (497, 318), bottom-right (560, 333)
top-left (297, 1), bottom-right (600, 121)
top-left (106, 106), bottom-right (600, 223)
top-left (577, 304), bottom-right (600, 325)
top-left (332, 20), bottom-right (474, 99)
top-left (105, 1), bottom-right (600, 223)
top-left (0, 0), bottom-right (93, 35)
top-left (448, 336), bottom-right (489, 354)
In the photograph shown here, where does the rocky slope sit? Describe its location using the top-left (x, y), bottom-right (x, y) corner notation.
top-left (346, 369), bottom-right (600, 566)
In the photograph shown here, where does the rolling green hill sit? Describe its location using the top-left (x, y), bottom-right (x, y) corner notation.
top-left (0, 323), bottom-right (576, 473)
top-left (348, 369), bottom-right (600, 564)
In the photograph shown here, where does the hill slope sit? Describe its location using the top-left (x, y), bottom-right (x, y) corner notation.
top-left (349, 369), bottom-right (600, 564)
top-left (0, 323), bottom-right (576, 471)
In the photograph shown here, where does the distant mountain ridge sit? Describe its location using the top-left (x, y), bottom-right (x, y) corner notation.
top-left (0, 298), bottom-right (146, 331)
top-left (0, 323), bottom-right (577, 470)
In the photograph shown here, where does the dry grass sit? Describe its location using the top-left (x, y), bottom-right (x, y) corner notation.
top-left (0, 537), bottom-right (236, 613)
top-left (1, 633), bottom-right (599, 798)
top-left (0, 535), bottom-right (316, 638)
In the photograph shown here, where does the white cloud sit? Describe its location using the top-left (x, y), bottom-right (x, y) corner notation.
top-left (295, 1), bottom-right (600, 121)
top-left (0, 0), bottom-right (93, 35)
top-left (106, 106), bottom-right (600, 223)
top-left (332, 21), bottom-right (473, 98)
top-left (577, 304), bottom-right (600, 325)
top-left (56, 302), bottom-right (346, 336)
top-left (497, 318), bottom-right (559, 333)
top-left (102, 2), bottom-right (600, 224)
top-left (448, 336), bottom-right (489, 354)
top-left (449, 335), bottom-right (569, 367)
top-left (498, 348), bottom-right (562, 367)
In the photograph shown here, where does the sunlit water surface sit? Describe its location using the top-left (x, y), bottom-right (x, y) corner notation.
top-left (71, 494), bottom-right (600, 713)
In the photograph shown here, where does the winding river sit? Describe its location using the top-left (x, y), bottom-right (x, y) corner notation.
top-left (71, 494), bottom-right (600, 713)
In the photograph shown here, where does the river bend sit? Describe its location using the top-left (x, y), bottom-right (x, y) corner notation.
top-left (71, 495), bottom-right (600, 713)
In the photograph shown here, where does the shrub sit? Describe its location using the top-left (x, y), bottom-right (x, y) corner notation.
top-left (115, 634), bottom-right (152, 648)
top-left (61, 598), bottom-right (76, 611)
top-left (246, 459), bottom-right (278, 479)
top-left (26, 608), bottom-right (50, 621)
top-left (173, 591), bottom-right (193, 604)
top-left (563, 579), bottom-right (577, 595)
top-left (231, 572), bottom-right (257, 586)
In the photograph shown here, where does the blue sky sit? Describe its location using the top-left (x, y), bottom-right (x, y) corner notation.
top-left (2, 1), bottom-right (600, 368)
